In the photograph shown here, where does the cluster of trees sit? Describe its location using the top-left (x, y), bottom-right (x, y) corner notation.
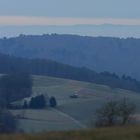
top-left (0, 73), bottom-right (32, 108)
top-left (95, 99), bottom-right (136, 127)
top-left (26, 95), bottom-right (46, 109)
top-left (23, 95), bottom-right (57, 109)
top-left (100, 72), bottom-right (140, 92)
top-left (0, 73), bottom-right (32, 133)
top-left (0, 53), bottom-right (139, 93)
top-left (0, 73), bottom-right (57, 133)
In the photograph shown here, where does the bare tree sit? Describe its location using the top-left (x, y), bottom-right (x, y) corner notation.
top-left (95, 100), bottom-right (118, 127)
top-left (95, 99), bottom-right (136, 127)
top-left (118, 98), bottom-right (136, 125)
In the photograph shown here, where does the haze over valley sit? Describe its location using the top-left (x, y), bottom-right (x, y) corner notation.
top-left (0, 0), bottom-right (140, 139)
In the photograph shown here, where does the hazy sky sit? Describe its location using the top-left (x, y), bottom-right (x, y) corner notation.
top-left (0, 0), bottom-right (139, 37)
top-left (0, 0), bottom-right (139, 18)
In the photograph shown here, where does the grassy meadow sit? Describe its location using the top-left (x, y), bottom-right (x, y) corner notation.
top-left (32, 75), bottom-right (140, 105)
top-left (11, 75), bottom-right (140, 132)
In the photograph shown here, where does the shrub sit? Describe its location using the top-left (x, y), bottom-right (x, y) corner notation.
top-left (23, 100), bottom-right (28, 109)
top-left (49, 96), bottom-right (57, 107)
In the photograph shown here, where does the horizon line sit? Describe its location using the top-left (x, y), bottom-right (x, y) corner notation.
top-left (0, 16), bottom-right (140, 26)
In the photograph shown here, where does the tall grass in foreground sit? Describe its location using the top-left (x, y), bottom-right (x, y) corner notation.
top-left (1, 126), bottom-right (140, 140)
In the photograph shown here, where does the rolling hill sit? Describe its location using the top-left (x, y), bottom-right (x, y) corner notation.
top-left (0, 53), bottom-right (140, 93)
top-left (11, 75), bottom-right (140, 132)
top-left (0, 34), bottom-right (140, 79)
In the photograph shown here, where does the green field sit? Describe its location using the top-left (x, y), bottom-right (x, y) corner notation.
top-left (12, 75), bottom-right (140, 132)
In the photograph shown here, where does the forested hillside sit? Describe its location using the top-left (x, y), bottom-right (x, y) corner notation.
top-left (0, 34), bottom-right (140, 79)
top-left (0, 53), bottom-right (140, 93)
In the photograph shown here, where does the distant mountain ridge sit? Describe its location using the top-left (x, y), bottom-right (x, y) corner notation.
top-left (1, 24), bottom-right (140, 38)
top-left (0, 34), bottom-right (140, 79)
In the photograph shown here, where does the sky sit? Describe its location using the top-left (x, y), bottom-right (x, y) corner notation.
top-left (0, 0), bottom-right (140, 37)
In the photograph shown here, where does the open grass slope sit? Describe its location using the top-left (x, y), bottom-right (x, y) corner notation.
top-left (32, 75), bottom-right (140, 105)
top-left (32, 75), bottom-right (140, 114)
top-left (12, 108), bottom-right (85, 132)
top-left (12, 75), bottom-right (140, 132)
top-left (1, 126), bottom-right (140, 140)
top-left (32, 75), bottom-right (140, 123)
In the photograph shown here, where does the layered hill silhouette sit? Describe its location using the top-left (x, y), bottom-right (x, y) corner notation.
top-left (0, 53), bottom-right (140, 93)
top-left (0, 34), bottom-right (140, 79)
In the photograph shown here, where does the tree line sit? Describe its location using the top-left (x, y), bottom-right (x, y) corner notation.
top-left (0, 73), bottom-right (57, 133)
top-left (0, 73), bottom-right (32, 108)
top-left (23, 95), bottom-right (57, 109)
top-left (0, 53), bottom-right (140, 93)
